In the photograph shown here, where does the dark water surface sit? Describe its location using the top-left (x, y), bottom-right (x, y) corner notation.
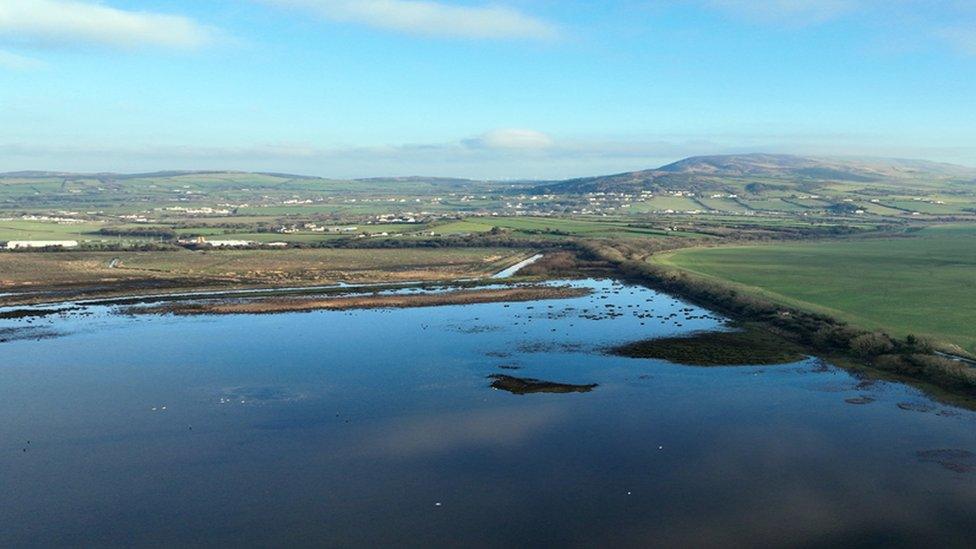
top-left (2, 279), bottom-right (976, 547)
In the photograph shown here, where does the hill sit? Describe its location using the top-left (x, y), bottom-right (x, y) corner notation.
top-left (533, 154), bottom-right (976, 195)
top-left (658, 153), bottom-right (974, 180)
top-left (0, 170), bottom-right (317, 181)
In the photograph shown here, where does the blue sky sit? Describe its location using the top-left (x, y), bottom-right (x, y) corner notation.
top-left (1, 0), bottom-right (974, 178)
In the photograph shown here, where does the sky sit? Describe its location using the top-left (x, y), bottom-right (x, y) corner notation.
top-left (0, 0), bottom-right (974, 179)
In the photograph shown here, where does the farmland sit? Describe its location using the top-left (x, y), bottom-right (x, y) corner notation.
top-left (2, 157), bottom-right (976, 352)
top-left (0, 248), bottom-right (531, 304)
top-left (653, 225), bottom-right (976, 354)
top-left (432, 216), bottom-right (693, 238)
top-left (0, 220), bottom-right (106, 242)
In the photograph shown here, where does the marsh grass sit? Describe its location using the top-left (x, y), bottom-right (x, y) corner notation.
top-left (612, 324), bottom-right (805, 366)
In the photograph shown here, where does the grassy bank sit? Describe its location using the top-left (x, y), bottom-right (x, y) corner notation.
top-left (652, 225), bottom-right (976, 355)
top-left (571, 238), bottom-right (976, 402)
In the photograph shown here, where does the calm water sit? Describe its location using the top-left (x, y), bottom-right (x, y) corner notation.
top-left (2, 279), bottom-right (976, 547)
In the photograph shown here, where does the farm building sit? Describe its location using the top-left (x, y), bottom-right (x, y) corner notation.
top-left (206, 239), bottom-right (254, 248)
top-left (176, 236), bottom-right (254, 248)
top-left (4, 240), bottom-right (79, 250)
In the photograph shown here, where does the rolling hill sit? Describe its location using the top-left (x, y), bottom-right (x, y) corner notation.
top-left (533, 154), bottom-right (976, 195)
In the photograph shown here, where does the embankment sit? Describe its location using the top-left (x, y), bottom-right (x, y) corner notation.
top-left (572, 240), bottom-right (976, 401)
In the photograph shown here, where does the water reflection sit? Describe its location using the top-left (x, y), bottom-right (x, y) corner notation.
top-left (347, 405), bottom-right (567, 459)
top-left (1, 279), bottom-right (975, 547)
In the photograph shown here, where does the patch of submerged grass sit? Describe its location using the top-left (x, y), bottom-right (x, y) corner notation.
top-left (612, 324), bottom-right (805, 366)
top-left (127, 285), bottom-right (590, 315)
top-left (0, 307), bottom-right (78, 319)
top-left (488, 374), bottom-right (597, 395)
top-left (0, 326), bottom-right (62, 343)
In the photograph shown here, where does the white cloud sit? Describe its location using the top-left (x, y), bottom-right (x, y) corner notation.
top-left (0, 49), bottom-right (44, 70)
top-left (262, 0), bottom-right (558, 40)
top-left (0, 0), bottom-right (216, 50)
top-left (465, 128), bottom-right (554, 150)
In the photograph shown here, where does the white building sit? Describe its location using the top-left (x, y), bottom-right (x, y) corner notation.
top-left (207, 240), bottom-right (253, 248)
top-left (5, 240), bottom-right (79, 250)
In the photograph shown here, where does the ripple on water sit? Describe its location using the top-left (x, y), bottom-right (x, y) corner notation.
top-left (917, 449), bottom-right (976, 473)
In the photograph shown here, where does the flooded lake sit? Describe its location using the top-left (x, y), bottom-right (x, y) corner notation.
top-left (2, 279), bottom-right (976, 547)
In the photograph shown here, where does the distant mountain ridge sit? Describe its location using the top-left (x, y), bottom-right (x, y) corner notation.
top-left (657, 153), bottom-right (974, 179)
top-left (2, 154), bottom-right (973, 193)
top-left (532, 154), bottom-right (976, 194)
top-left (0, 170), bottom-right (485, 185)
top-left (0, 170), bottom-right (320, 180)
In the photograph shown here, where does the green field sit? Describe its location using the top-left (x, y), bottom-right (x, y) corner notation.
top-left (654, 225), bottom-right (976, 354)
top-left (0, 220), bottom-right (106, 241)
top-left (630, 196), bottom-right (701, 212)
top-left (697, 197), bottom-right (748, 213)
top-left (433, 216), bottom-right (693, 238)
top-left (741, 198), bottom-right (809, 213)
top-left (435, 216), bottom-right (624, 235)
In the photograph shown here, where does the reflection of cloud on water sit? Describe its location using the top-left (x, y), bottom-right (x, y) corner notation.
top-left (587, 424), bottom-right (976, 547)
top-left (348, 405), bottom-right (566, 459)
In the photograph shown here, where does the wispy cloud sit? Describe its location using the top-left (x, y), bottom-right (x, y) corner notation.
top-left (261, 0), bottom-right (558, 40)
top-left (3, 129), bottom-right (974, 179)
top-left (464, 129), bottom-right (555, 150)
top-left (0, 0), bottom-right (217, 50)
top-left (0, 134), bottom-right (702, 178)
top-left (0, 49), bottom-right (44, 70)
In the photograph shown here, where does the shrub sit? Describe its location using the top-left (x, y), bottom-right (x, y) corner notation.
top-left (849, 332), bottom-right (895, 357)
top-left (908, 354), bottom-right (976, 386)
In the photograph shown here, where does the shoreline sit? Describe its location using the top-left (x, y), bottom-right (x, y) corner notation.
top-left (5, 239), bottom-right (974, 407)
top-left (569, 240), bottom-right (976, 407)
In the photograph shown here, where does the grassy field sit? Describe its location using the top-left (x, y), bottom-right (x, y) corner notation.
top-left (433, 216), bottom-right (692, 238)
top-left (629, 196), bottom-right (701, 212)
top-left (434, 216), bottom-right (629, 235)
top-left (0, 220), bottom-right (106, 242)
top-left (653, 225), bottom-right (976, 354)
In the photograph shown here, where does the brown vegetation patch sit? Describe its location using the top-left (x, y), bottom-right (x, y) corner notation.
top-left (488, 374), bottom-right (597, 395)
top-left (132, 285), bottom-right (590, 315)
top-left (0, 307), bottom-right (78, 319)
top-left (516, 250), bottom-right (614, 278)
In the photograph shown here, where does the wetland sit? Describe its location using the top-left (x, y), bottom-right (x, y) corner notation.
top-left (3, 278), bottom-right (976, 546)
